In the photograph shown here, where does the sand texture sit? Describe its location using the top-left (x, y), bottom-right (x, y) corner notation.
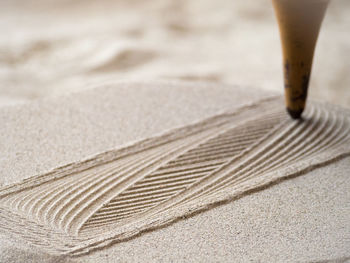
top-left (77, 156), bottom-right (350, 263)
top-left (1, 0), bottom-right (349, 261)
top-left (0, 82), bottom-right (349, 260)
top-left (0, 0), bottom-right (349, 108)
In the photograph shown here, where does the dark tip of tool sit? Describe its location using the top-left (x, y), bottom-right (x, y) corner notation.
top-left (287, 108), bottom-right (303, 119)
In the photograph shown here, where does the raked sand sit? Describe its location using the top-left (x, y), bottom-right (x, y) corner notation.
top-left (0, 82), bottom-right (349, 262)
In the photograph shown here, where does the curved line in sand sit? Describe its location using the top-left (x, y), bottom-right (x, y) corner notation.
top-left (0, 98), bottom-right (349, 255)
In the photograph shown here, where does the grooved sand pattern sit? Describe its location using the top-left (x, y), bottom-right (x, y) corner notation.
top-left (0, 97), bottom-right (349, 256)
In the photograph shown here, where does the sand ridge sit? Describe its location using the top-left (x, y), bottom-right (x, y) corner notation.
top-left (0, 96), bottom-right (349, 256)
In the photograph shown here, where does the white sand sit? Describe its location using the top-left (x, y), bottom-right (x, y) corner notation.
top-left (0, 0), bottom-right (349, 108)
top-left (1, 158), bottom-right (349, 263)
top-left (1, 1), bottom-right (349, 261)
top-left (77, 157), bottom-right (350, 263)
top-left (0, 82), bottom-right (349, 261)
top-left (0, 82), bottom-right (271, 187)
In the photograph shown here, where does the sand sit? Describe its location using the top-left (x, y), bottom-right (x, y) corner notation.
top-left (77, 157), bottom-right (350, 263)
top-left (0, 82), bottom-right (349, 262)
top-left (0, 0), bottom-right (350, 108)
top-left (1, 1), bottom-right (350, 260)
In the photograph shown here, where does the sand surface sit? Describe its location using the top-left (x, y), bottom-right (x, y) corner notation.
top-left (0, 82), bottom-right (349, 261)
top-left (0, 0), bottom-right (349, 107)
top-left (0, 82), bottom-right (271, 187)
top-left (77, 156), bottom-right (350, 263)
top-left (1, 0), bottom-right (349, 260)
top-left (1, 157), bottom-right (349, 262)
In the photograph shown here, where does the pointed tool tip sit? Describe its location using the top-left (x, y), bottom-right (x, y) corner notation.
top-left (287, 108), bottom-right (303, 119)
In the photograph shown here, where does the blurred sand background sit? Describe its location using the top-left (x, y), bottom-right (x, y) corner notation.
top-left (0, 0), bottom-right (349, 107)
